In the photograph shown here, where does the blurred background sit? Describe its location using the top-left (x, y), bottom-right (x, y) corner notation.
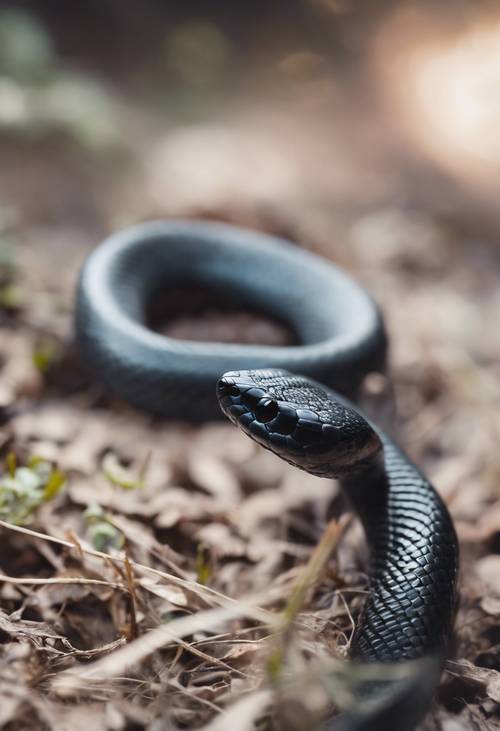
top-left (1, 0), bottom-right (499, 425)
top-left (3, 0), bottom-right (500, 239)
top-left (0, 2), bottom-right (499, 730)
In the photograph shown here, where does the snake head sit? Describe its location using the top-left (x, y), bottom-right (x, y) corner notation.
top-left (217, 369), bottom-right (381, 477)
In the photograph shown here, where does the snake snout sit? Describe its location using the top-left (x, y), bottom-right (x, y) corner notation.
top-left (216, 373), bottom-right (251, 423)
top-left (216, 375), bottom-right (240, 399)
top-left (217, 373), bottom-right (278, 425)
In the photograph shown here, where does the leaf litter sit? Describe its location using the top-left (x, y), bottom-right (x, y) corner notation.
top-left (0, 216), bottom-right (497, 731)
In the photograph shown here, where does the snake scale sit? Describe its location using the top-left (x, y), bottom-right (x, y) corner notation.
top-left (75, 220), bottom-right (459, 730)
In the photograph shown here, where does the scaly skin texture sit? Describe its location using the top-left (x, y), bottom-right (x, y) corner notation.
top-left (345, 437), bottom-right (458, 662)
top-left (75, 221), bottom-right (459, 730)
top-left (216, 369), bottom-right (458, 668)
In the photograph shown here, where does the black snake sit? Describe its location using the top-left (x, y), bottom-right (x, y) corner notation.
top-left (75, 220), bottom-right (459, 730)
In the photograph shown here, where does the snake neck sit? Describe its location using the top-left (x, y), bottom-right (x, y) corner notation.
top-left (302, 430), bottom-right (385, 480)
top-left (339, 446), bottom-right (388, 522)
top-left (340, 434), bottom-right (458, 663)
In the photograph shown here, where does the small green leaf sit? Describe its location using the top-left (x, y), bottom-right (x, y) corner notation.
top-left (102, 451), bottom-right (147, 490)
top-left (42, 469), bottom-right (66, 500)
top-left (83, 502), bottom-right (105, 524)
top-left (137, 450), bottom-right (152, 486)
top-left (0, 283), bottom-right (24, 310)
top-left (88, 521), bottom-right (124, 552)
top-left (27, 455), bottom-right (44, 468)
top-left (83, 503), bottom-right (124, 553)
top-left (32, 337), bottom-right (61, 373)
top-left (195, 543), bottom-right (212, 586)
top-left (6, 452), bottom-right (16, 477)
top-left (0, 455), bottom-right (66, 524)
top-left (266, 646), bottom-right (285, 682)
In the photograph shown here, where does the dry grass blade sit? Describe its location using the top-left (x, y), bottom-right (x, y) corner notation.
top-left (198, 689), bottom-right (273, 731)
top-left (0, 573), bottom-right (127, 590)
top-left (167, 635), bottom-right (249, 678)
top-left (267, 515), bottom-right (351, 681)
top-left (0, 520), bottom-right (270, 611)
top-left (283, 516), bottom-right (351, 625)
top-left (124, 554), bottom-right (139, 640)
top-left (52, 599), bottom-right (277, 695)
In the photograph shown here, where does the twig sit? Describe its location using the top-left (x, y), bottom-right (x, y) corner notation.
top-left (124, 554), bottom-right (139, 640)
top-left (0, 574), bottom-right (126, 590)
top-left (0, 520), bottom-right (272, 616)
top-left (52, 599), bottom-right (278, 696)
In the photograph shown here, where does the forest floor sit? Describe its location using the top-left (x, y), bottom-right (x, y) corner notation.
top-left (0, 5), bottom-right (499, 731)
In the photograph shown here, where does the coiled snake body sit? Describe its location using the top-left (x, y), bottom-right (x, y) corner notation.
top-left (76, 220), bottom-right (458, 730)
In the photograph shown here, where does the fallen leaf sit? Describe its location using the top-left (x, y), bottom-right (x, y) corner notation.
top-left (476, 556), bottom-right (500, 596)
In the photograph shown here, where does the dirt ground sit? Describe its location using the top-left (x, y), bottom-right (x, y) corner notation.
top-left (0, 3), bottom-right (499, 730)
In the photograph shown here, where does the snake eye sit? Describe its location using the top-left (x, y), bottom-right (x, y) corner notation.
top-left (255, 398), bottom-right (279, 423)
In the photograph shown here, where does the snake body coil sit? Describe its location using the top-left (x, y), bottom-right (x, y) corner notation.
top-left (76, 220), bottom-right (458, 730)
top-left (76, 221), bottom-right (386, 420)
